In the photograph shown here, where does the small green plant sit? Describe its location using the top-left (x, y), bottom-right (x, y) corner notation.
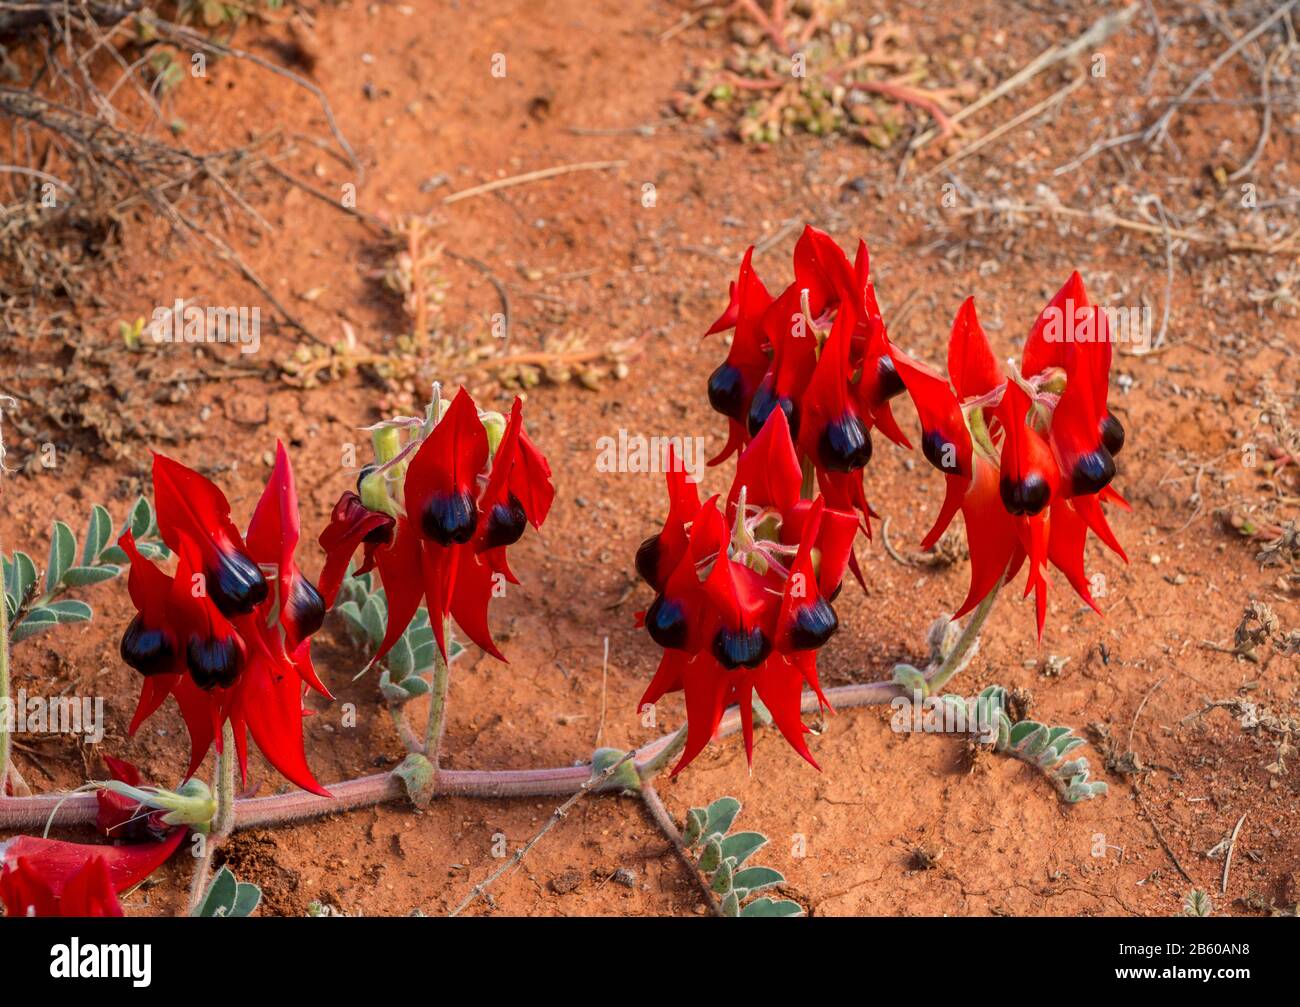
top-left (1180, 890), bottom-right (1214, 917)
top-left (682, 797), bottom-right (801, 918)
top-left (334, 569), bottom-right (463, 703)
top-left (192, 866), bottom-right (261, 918)
top-left (2, 497), bottom-right (168, 644)
top-left (941, 685), bottom-right (1108, 803)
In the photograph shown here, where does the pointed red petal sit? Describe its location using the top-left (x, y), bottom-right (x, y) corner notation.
top-left (947, 297), bottom-right (1003, 400)
top-left (730, 406), bottom-right (801, 515)
top-left (450, 547), bottom-right (506, 661)
top-left (372, 517), bottom-right (427, 664)
top-left (238, 647), bottom-right (330, 797)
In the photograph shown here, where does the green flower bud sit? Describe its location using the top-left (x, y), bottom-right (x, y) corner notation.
top-left (480, 411), bottom-right (507, 456)
top-left (359, 469), bottom-right (399, 518)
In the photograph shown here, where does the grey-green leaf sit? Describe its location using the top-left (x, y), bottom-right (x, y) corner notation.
top-left (733, 866), bottom-right (784, 893)
top-left (96, 545), bottom-right (129, 566)
top-left (45, 599), bottom-right (93, 624)
top-left (704, 796), bottom-right (741, 838)
top-left (230, 882), bottom-right (262, 918)
top-left (698, 837), bottom-right (723, 875)
top-left (387, 635), bottom-right (414, 681)
top-left (719, 831), bottom-right (767, 868)
top-left (683, 808), bottom-right (707, 847)
top-left (46, 521), bottom-right (76, 592)
top-left (61, 565), bottom-right (120, 588)
top-left (361, 595), bottom-right (386, 647)
top-left (13, 551), bottom-right (37, 602)
top-left (129, 497), bottom-right (155, 540)
top-left (11, 609), bottom-right (60, 643)
top-left (740, 897), bottom-right (803, 918)
top-left (83, 505), bottom-right (113, 564)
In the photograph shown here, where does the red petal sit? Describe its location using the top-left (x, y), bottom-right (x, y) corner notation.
top-left (450, 547), bottom-right (505, 661)
top-left (954, 458), bottom-right (1020, 618)
top-left (372, 516), bottom-right (427, 664)
top-left (730, 406), bottom-right (802, 515)
top-left (404, 387), bottom-right (488, 526)
top-left (1022, 271), bottom-right (1086, 378)
top-left (317, 492), bottom-right (395, 608)
top-left (947, 297), bottom-right (1004, 400)
top-left (888, 347), bottom-right (973, 479)
top-left (753, 657), bottom-right (819, 769)
top-left (2, 829), bottom-right (185, 901)
top-left (151, 452), bottom-right (247, 557)
top-left (792, 225), bottom-right (855, 318)
top-left (669, 656), bottom-right (730, 775)
top-left (237, 648), bottom-right (330, 797)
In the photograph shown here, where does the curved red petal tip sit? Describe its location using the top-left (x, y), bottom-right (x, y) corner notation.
top-left (317, 492), bottom-right (395, 608)
top-left (731, 406), bottom-right (801, 514)
top-left (1023, 272), bottom-right (1090, 378)
top-left (947, 297), bottom-right (1004, 401)
top-left (245, 439), bottom-right (300, 566)
top-left (2, 829), bottom-right (186, 901)
top-left (707, 419), bottom-right (748, 467)
top-left (151, 452), bottom-right (245, 556)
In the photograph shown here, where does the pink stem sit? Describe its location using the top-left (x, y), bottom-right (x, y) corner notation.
top-left (0, 679), bottom-right (908, 833)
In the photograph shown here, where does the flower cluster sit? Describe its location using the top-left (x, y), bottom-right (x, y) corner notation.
top-left (637, 408), bottom-right (860, 774)
top-left (646, 230), bottom-right (1129, 774)
top-left (119, 445), bottom-right (331, 795)
top-left (704, 225), bottom-right (911, 529)
top-left (887, 273), bottom-right (1129, 636)
top-left (318, 387), bottom-right (553, 662)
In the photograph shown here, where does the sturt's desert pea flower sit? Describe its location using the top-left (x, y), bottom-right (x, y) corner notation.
top-left (317, 387), bottom-right (554, 664)
top-left (887, 274), bottom-right (1129, 637)
top-left (119, 445), bottom-right (331, 796)
top-left (704, 225), bottom-right (911, 533)
top-left (636, 413), bottom-right (859, 774)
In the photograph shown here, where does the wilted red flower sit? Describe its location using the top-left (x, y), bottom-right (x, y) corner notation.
top-left (704, 225), bottom-right (911, 530)
top-left (318, 388), bottom-right (553, 662)
top-left (0, 830), bottom-right (185, 917)
top-left (636, 410), bottom-right (859, 774)
top-left (95, 756), bottom-right (171, 842)
top-left (119, 444), bottom-right (331, 796)
top-left (888, 274), bottom-right (1129, 637)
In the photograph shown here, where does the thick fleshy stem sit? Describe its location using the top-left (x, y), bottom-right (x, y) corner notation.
top-left (926, 572), bottom-right (1005, 695)
top-left (0, 677), bottom-right (933, 832)
top-left (388, 703), bottom-right (425, 754)
top-left (423, 624), bottom-right (452, 766)
top-left (183, 723), bottom-right (236, 916)
top-left (637, 722), bottom-right (688, 780)
top-left (3, 587), bottom-right (1004, 838)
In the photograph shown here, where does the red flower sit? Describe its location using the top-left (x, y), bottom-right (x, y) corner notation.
top-left (888, 275), bottom-right (1129, 637)
top-left (119, 444), bottom-right (331, 796)
top-left (317, 389), bottom-right (553, 663)
top-left (0, 830), bottom-right (185, 917)
top-left (636, 410), bottom-right (858, 774)
top-left (705, 226), bottom-right (911, 531)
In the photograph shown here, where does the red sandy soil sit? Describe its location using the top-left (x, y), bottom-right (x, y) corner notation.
top-left (1, 0), bottom-right (1297, 916)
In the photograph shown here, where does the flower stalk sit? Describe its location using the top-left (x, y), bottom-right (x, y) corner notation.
top-left (926, 571), bottom-right (1004, 695)
top-left (423, 627), bottom-right (451, 766)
